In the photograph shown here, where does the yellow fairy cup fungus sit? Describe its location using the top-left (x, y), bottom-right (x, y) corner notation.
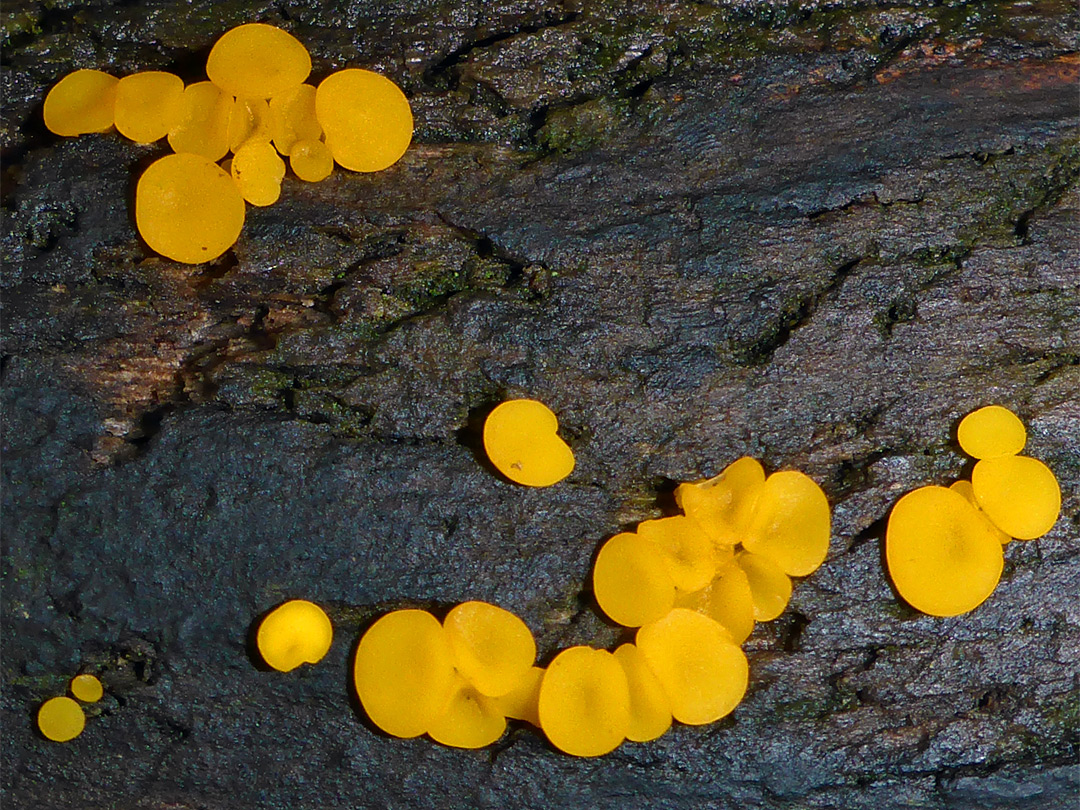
top-left (206, 23), bottom-right (311, 100)
top-left (886, 485), bottom-right (1004, 616)
top-left (593, 531), bottom-right (676, 627)
top-left (743, 470), bottom-right (831, 577)
top-left (354, 609), bottom-right (456, 738)
top-left (290, 139), bottom-right (334, 183)
top-left (69, 674), bottom-right (103, 703)
top-left (950, 480), bottom-right (1011, 544)
top-left (37, 696), bottom-right (85, 742)
top-left (612, 644), bottom-right (672, 743)
top-left (315, 69), bottom-right (413, 172)
top-left (113, 71), bottom-right (184, 143)
top-left (231, 141), bottom-right (286, 207)
top-left (972, 456), bottom-right (1061, 540)
top-left (636, 516), bottom-right (715, 592)
top-left (255, 599), bottom-right (333, 672)
top-left (269, 84), bottom-right (322, 156)
top-left (136, 153), bottom-right (245, 264)
top-left (443, 601), bottom-right (537, 697)
top-left (736, 550), bottom-right (792, 622)
top-left (427, 673), bottom-right (507, 748)
top-left (675, 456), bottom-right (765, 548)
top-left (676, 559), bottom-right (756, 643)
top-left (957, 405), bottom-right (1027, 459)
top-left (227, 97), bottom-right (273, 152)
top-left (492, 666), bottom-right (544, 726)
top-left (167, 81), bottom-right (232, 161)
top-left (43, 69), bottom-right (118, 136)
top-left (482, 399), bottom-right (575, 487)
top-left (636, 609), bottom-right (748, 725)
top-left (538, 646), bottom-right (630, 757)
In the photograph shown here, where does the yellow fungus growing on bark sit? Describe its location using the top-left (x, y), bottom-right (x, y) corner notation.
top-left (482, 399), bottom-right (575, 487)
top-left (637, 609), bottom-right (748, 725)
top-left (972, 456), bottom-right (1061, 540)
top-left (742, 470), bottom-right (831, 577)
top-left (44, 69), bottom-right (118, 136)
top-left (353, 610), bottom-right (456, 738)
top-left (736, 550), bottom-right (792, 622)
top-left (886, 486), bottom-right (1004, 616)
top-left (613, 644), bottom-right (672, 743)
top-left (227, 96), bottom-right (273, 152)
top-left (135, 153), bottom-right (245, 264)
top-left (675, 456), bottom-right (765, 548)
top-left (289, 139), bottom-right (334, 182)
top-left (231, 141), bottom-right (286, 206)
top-left (443, 601), bottom-right (536, 698)
top-left (270, 83), bottom-right (322, 155)
top-left (316, 69), bottom-right (413, 172)
top-left (206, 23), bottom-right (311, 100)
top-left (70, 674), bottom-right (103, 703)
top-left (958, 405), bottom-right (1026, 460)
top-left (427, 673), bottom-right (507, 748)
top-left (167, 81), bottom-right (232, 161)
top-left (255, 599), bottom-right (333, 672)
top-left (950, 480), bottom-right (1011, 544)
top-left (492, 666), bottom-right (544, 726)
top-left (538, 647), bottom-right (630, 757)
top-left (676, 559), bottom-right (755, 643)
top-left (593, 531), bottom-right (676, 628)
top-left (637, 515), bottom-right (715, 593)
top-left (113, 71), bottom-right (184, 143)
top-left (37, 696), bottom-right (85, 742)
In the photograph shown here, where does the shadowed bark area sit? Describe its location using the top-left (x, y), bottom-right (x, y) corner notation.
top-left (2, 1), bottom-right (1078, 808)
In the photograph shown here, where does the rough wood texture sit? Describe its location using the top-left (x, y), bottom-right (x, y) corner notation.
top-left (2, 2), bottom-right (1078, 808)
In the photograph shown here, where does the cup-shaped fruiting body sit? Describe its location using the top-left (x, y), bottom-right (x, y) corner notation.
top-left (70, 674), bottom-right (103, 703)
top-left (636, 609), bottom-right (748, 725)
top-left (886, 485), bottom-right (1005, 616)
top-left (736, 550), bottom-right (792, 622)
top-left (316, 69), bottom-right (413, 172)
top-left (492, 666), bottom-right (544, 726)
top-left (270, 84), bottom-right (322, 156)
top-left (443, 601), bottom-right (537, 698)
top-left (593, 532), bottom-right (676, 627)
top-left (37, 696), bottom-right (85, 742)
top-left (354, 609), bottom-right (456, 738)
top-left (676, 559), bottom-right (755, 643)
top-left (636, 515), bottom-right (715, 592)
top-left (290, 139), bottom-right (334, 182)
top-left (168, 82), bottom-right (232, 161)
top-left (612, 644), bottom-right (672, 743)
top-left (114, 72), bottom-right (184, 143)
top-left (958, 405), bottom-right (1026, 459)
top-left (972, 456), bottom-right (1061, 540)
top-left (256, 599), bottom-right (333, 672)
top-left (482, 399), bottom-right (575, 487)
top-left (227, 97), bottom-right (273, 152)
top-left (136, 153), bottom-right (246, 264)
top-left (43, 69), bottom-right (118, 136)
top-left (950, 480), bottom-right (1011, 544)
top-left (231, 141), bottom-right (286, 207)
top-left (742, 470), bottom-right (831, 577)
top-left (538, 647), bottom-right (630, 757)
top-left (206, 23), bottom-right (312, 100)
top-left (675, 456), bottom-right (765, 548)
top-left (427, 673), bottom-right (507, 749)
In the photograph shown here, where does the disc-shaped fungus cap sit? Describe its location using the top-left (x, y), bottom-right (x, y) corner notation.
top-left (742, 470), bottom-right (831, 577)
top-left (443, 601), bottom-right (537, 697)
top-left (972, 456), bottom-right (1061, 540)
top-left (538, 647), bottom-right (630, 757)
top-left (427, 673), bottom-right (507, 749)
top-left (290, 139), bottom-right (334, 182)
top-left (227, 97), bottom-right (273, 152)
top-left (736, 550), bottom-right (792, 622)
top-left (256, 599), bottom-right (333, 672)
top-left (231, 140), bottom-right (286, 206)
top-left (206, 23), bottom-right (312, 100)
top-left (113, 71), bottom-right (184, 143)
top-left (136, 153), bottom-right (245, 263)
top-left (316, 69), bottom-right (413, 172)
top-left (957, 405), bottom-right (1026, 460)
top-left (886, 485), bottom-right (1005, 616)
top-left (636, 516), bottom-right (716, 593)
top-left (593, 531), bottom-right (676, 627)
top-left (353, 609), bottom-right (456, 738)
top-left (269, 84), bottom-right (322, 156)
top-left (482, 399), bottom-right (575, 487)
top-left (492, 666), bottom-right (544, 726)
top-left (950, 480), bottom-right (1011, 544)
top-left (167, 82), bottom-right (232, 161)
top-left (70, 674), bottom-right (103, 703)
top-left (43, 69), bottom-right (118, 136)
top-left (636, 609), bottom-right (748, 725)
top-left (37, 696), bottom-right (85, 742)
top-left (613, 643), bottom-right (673, 743)
top-left (677, 559), bottom-right (756, 643)
top-left (674, 456), bottom-right (765, 547)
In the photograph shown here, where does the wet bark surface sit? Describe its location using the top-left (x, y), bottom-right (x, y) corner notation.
top-left (2, 1), bottom-right (1078, 808)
